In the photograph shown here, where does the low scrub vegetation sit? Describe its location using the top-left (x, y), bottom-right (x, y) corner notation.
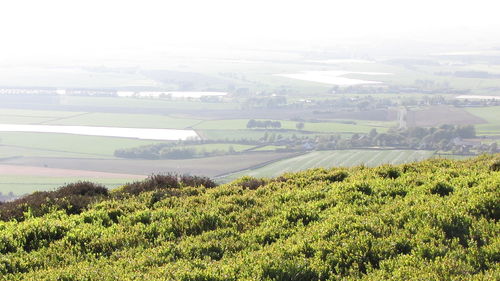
top-left (0, 181), bottom-right (108, 221)
top-left (118, 174), bottom-right (217, 196)
top-left (0, 155), bottom-right (498, 280)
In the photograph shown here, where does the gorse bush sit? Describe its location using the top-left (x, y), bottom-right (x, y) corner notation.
top-left (118, 174), bottom-right (217, 196)
top-left (0, 181), bottom-right (108, 221)
top-left (0, 175), bottom-right (217, 222)
top-left (0, 155), bottom-right (498, 280)
top-left (490, 159), bottom-right (500, 171)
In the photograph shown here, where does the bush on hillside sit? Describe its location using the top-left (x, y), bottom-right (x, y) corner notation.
top-left (0, 181), bottom-right (108, 221)
top-left (119, 174), bottom-right (217, 196)
top-left (490, 159), bottom-right (500, 171)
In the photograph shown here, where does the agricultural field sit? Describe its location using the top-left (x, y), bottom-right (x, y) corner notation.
top-left (0, 176), bottom-right (140, 196)
top-left (1, 150), bottom-right (296, 179)
top-left (43, 112), bottom-right (202, 129)
top-left (408, 106), bottom-right (486, 127)
top-left (251, 145), bottom-right (287, 151)
top-left (465, 106), bottom-right (500, 136)
top-left (0, 109), bottom-right (85, 125)
top-left (180, 143), bottom-right (255, 153)
top-left (193, 119), bottom-right (394, 133)
top-left (0, 132), bottom-right (162, 158)
top-left (0, 152), bottom-right (297, 195)
top-left (220, 149), bottom-right (436, 181)
top-left (0, 164), bottom-right (145, 196)
top-left (1, 51), bottom-right (499, 196)
top-left (0, 108), bottom-right (202, 129)
top-left (61, 96), bottom-right (241, 111)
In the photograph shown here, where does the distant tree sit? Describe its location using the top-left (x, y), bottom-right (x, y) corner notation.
top-left (247, 119), bottom-right (257, 129)
top-left (456, 125), bottom-right (476, 138)
top-left (296, 122), bottom-right (305, 130)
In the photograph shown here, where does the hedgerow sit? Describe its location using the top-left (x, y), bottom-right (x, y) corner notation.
top-left (0, 154), bottom-right (498, 280)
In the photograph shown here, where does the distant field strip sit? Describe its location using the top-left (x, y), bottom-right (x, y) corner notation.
top-left (0, 124), bottom-right (198, 140)
top-left (0, 176), bottom-right (140, 196)
top-left (0, 164), bottom-right (145, 178)
top-left (0, 165), bottom-right (145, 195)
top-left (193, 119), bottom-right (393, 133)
top-left (0, 132), bottom-right (163, 158)
top-left (466, 106), bottom-right (500, 136)
top-left (221, 150), bottom-right (435, 180)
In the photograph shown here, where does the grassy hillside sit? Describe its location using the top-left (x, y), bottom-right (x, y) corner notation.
top-left (0, 156), bottom-right (499, 280)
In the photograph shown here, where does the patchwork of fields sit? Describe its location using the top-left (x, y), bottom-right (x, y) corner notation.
top-left (0, 56), bottom-right (499, 199)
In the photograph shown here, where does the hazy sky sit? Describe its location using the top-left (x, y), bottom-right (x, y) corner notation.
top-left (1, 0), bottom-right (500, 62)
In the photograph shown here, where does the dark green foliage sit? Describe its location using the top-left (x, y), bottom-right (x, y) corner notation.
top-left (246, 119), bottom-right (282, 129)
top-left (324, 170), bottom-right (349, 182)
top-left (235, 176), bottom-right (268, 190)
top-left (0, 181), bottom-right (108, 221)
top-left (430, 182), bottom-right (454, 196)
top-left (120, 174), bottom-right (181, 195)
top-left (119, 174), bottom-right (217, 196)
top-left (377, 166), bottom-right (401, 179)
top-left (490, 159), bottom-right (500, 171)
top-left (179, 175), bottom-right (217, 189)
top-left (0, 155), bottom-right (499, 280)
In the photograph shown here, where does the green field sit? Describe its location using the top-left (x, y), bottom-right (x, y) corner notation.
top-left (181, 143), bottom-right (255, 152)
top-left (0, 109), bottom-right (86, 125)
top-left (194, 119), bottom-right (394, 133)
top-left (251, 145), bottom-right (286, 151)
top-left (0, 175), bottom-right (140, 196)
top-left (220, 149), bottom-right (436, 181)
top-left (0, 132), bottom-right (161, 158)
top-left (466, 106), bottom-right (500, 136)
top-left (0, 108), bottom-right (202, 129)
top-left (0, 146), bottom-right (102, 159)
top-left (44, 112), bottom-right (201, 129)
top-left (62, 96), bottom-right (241, 111)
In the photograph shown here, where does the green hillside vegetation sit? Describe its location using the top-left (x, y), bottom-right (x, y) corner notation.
top-left (0, 156), bottom-right (499, 280)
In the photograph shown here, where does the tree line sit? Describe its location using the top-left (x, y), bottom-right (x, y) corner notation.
top-left (246, 119), bottom-right (282, 129)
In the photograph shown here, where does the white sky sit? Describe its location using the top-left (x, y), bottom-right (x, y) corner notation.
top-left (1, 0), bottom-right (500, 62)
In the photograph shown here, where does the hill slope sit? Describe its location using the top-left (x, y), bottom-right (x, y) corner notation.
top-left (0, 156), bottom-right (499, 280)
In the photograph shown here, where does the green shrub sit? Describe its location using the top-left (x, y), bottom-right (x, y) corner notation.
top-left (0, 182), bottom-right (108, 221)
top-left (120, 174), bottom-right (217, 196)
top-left (1, 154), bottom-right (499, 280)
top-left (430, 182), bottom-right (454, 196)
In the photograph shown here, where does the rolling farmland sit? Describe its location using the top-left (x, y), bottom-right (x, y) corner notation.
top-left (219, 149), bottom-right (436, 181)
